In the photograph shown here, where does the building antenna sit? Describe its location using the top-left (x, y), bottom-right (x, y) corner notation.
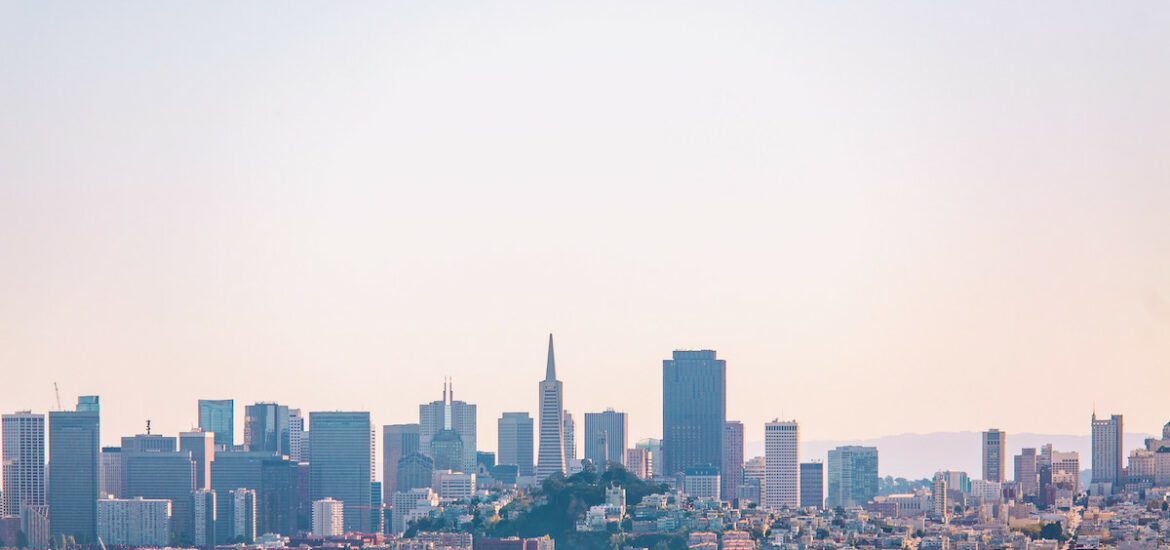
top-left (53, 382), bottom-right (63, 411)
top-left (146, 419), bottom-right (151, 435)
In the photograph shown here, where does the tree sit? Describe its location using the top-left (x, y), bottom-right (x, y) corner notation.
top-left (1039, 522), bottom-right (1065, 541)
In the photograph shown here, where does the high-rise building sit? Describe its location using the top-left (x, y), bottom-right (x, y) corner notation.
top-left (288, 409), bottom-right (308, 463)
top-left (536, 335), bottom-right (566, 480)
top-left (397, 452), bottom-right (434, 492)
top-left (722, 421), bottom-right (744, 502)
top-left (124, 449), bottom-right (195, 543)
top-left (764, 420), bottom-right (799, 509)
top-left (635, 439), bottom-right (663, 478)
top-left (982, 429), bottom-right (1006, 483)
top-left (419, 379), bottom-right (477, 473)
top-left (800, 462), bottom-right (823, 509)
top-left (245, 403), bottom-right (290, 456)
top-left (193, 489), bottom-right (216, 548)
top-left (312, 498), bottom-right (344, 537)
top-left (497, 413), bottom-right (534, 477)
top-left (100, 447), bottom-right (122, 498)
top-left (563, 411), bottom-right (576, 462)
top-left (662, 350), bottom-right (726, 478)
top-left (626, 448), bottom-right (651, 479)
top-left (1091, 413), bottom-right (1124, 487)
top-left (309, 411), bottom-right (373, 533)
top-left (97, 497), bottom-right (171, 547)
top-left (740, 456), bottom-right (765, 505)
top-left (382, 424), bottom-right (420, 502)
top-left (930, 472), bottom-right (947, 519)
top-left (826, 446), bottom-right (878, 508)
top-left (210, 451), bottom-right (305, 539)
top-left (227, 488), bottom-right (256, 542)
top-left (390, 488), bottom-right (438, 535)
top-left (198, 400), bottom-right (234, 448)
top-left (2, 412), bottom-right (45, 518)
top-left (584, 409), bottom-right (627, 468)
top-left (48, 396), bottom-right (101, 542)
top-left (683, 465), bottom-right (721, 500)
top-left (180, 430), bottom-right (216, 490)
top-left (1014, 448), bottom-right (1038, 496)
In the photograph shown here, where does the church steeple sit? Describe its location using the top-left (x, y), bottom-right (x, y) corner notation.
top-left (546, 333), bottom-right (557, 381)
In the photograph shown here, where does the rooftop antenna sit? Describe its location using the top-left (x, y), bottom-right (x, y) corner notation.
top-left (53, 382), bottom-right (63, 411)
top-left (146, 419), bottom-right (151, 435)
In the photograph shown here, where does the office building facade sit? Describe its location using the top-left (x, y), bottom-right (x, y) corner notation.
top-left (498, 413), bottom-right (534, 477)
top-left (583, 409), bottom-right (628, 468)
top-left (309, 411), bottom-right (374, 533)
top-left (48, 397), bottom-right (101, 542)
top-left (765, 420), bottom-right (799, 509)
top-left (382, 423), bottom-right (420, 502)
top-left (982, 429), bottom-right (1006, 483)
top-left (536, 335), bottom-right (566, 480)
top-left (826, 446), bottom-right (879, 508)
top-left (2, 412), bottom-right (45, 517)
top-left (662, 350), bottom-right (726, 478)
top-left (800, 462), bottom-right (823, 509)
top-left (722, 421), bottom-right (744, 502)
top-left (198, 400), bottom-right (234, 448)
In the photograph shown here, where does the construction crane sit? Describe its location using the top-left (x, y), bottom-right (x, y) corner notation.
top-left (53, 382), bottom-right (63, 411)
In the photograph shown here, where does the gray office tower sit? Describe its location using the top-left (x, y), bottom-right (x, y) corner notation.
top-left (662, 350), bottom-right (726, 478)
top-left (536, 335), bottom-right (566, 480)
top-left (198, 399), bottom-right (234, 448)
top-left (497, 412), bottom-right (534, 477)
top-left (211, 452), bottom-right (306, 539)
top-left (245, 403), bottom-right (290, 456)
top-left (310, 411), bottom-right (374, 533)
top-left (125, 449), bottom-right (196, 543)
top-left (382, 424), bottom-right (420, 502)
top-left (800, 462), bottom-right (824, 509)
top-left (419, 379), bottom-right (477, 473)
top-left (48, 396), bottom-right (101, 543)
top-left (2, 412), bottom-right (46, 517)
top-left (584, 409), bottom-right (628, 468)
top-left (396, 452), bottom-right (434, 492)
top-left (826, 446), bottom-right (879, 508)
top-left (722, 421), bottom-right (744, 502)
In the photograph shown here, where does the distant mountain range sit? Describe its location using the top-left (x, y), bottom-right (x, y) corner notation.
top-left (745, 431), bottom-right (1153, 480)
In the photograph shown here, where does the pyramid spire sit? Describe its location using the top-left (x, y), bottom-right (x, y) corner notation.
top-left (546, 333), bottom-right (556, 381)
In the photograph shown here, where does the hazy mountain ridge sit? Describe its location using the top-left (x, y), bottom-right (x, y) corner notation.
top-left (745, 431), bottom-right (1153, 480)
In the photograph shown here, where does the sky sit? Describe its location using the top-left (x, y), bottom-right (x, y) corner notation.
top-left (1, 0), bottom-right (1169, 466)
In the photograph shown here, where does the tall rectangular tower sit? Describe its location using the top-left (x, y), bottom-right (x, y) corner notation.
top-left (419, 381), bottom-right (477, 473)
top-left (244, 403), bottom-right (290, 456)
top-left (1091, 413), bottom-right (1124, 486)
top-left (800, 461), bottom-right (823, 509)
top-left (583, 409), bottom-right (628, 467)
top-left (49, 396), bottom-right (101, 542)
top-left (497, 413), bottom-right (534, 477)
top-left (309, 411), bottom-right (373, 533)
top-left (536, 335), bottom-right (566, 480)
top-left (722, 421), bottom-right (744, 502)
top-left (826, 446), bottom-right (879, 508)
top-left (2, 412), bottom-right (46, 517)
top-left (382, 423), bottom-right (420, 501)
top-left (765, 420), bottom-right (799, 509)
top-left (982, 429), bottom-right (1006, 482)
top-left (198, 400), bottom-right (234, 448)
top-left (662, 350), bottom-right (726, 478)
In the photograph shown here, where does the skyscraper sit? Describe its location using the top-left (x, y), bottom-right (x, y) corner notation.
top-left (826, 446), bottom-right (878, 508)
top-left (210, 451), bottom-right (305, 539)
top-left (193, 489), bottom-right (216, 547)
top-left (800, 462), bottom-right (823, 509)
top-left (288, 409), bottom-right (308, 463)
top-left (497, 413), bottom-right (534, 477)
top-left (180, 430), bottom-right (216, 491)
top-left (982, 429), bottom-right (1005, 483)
top-left (309, 411), bottom-right (373, 533)
top-left (764, 420), bottom-right (799, 509)
top-left (100, 447), bottom-right (122, 498)
top-left (584, 409), bottom-right (628, 468)
top-left (536, 334), bottom-right (566, 480)
top-left (635, 438), bottom-right (663, 478)
top-left (662, 350), bottom-right (726, 478)
top-left (563, 411), bottom-right (576, 462)
top-left (382, 423), bottom-right (420, 502)
top-left (198, 400), bottom-right (234, 448)
top-left (124, 449), bottom-right (196, 543)
top-left (48, 396), bottom-right (101, 542)
top-left (419, 379), bottom-right (477, 474)
top-left (1014, 448), bottom-right (1038, 496)
top-left (2, 412), bottom-right (45, 518)
top-left (1091, 413), bottom-right (1124, 487)
top-left (245, 403), bottom-right (290, 456)
top-left (722, 421), bottom-right (744, 502)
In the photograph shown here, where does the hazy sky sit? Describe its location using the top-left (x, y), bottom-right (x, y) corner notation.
top-left (2, 1), bottom-right (1169, 461)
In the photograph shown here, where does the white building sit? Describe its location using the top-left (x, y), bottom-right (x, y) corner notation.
top-left (192, 489), bottom-right (215, 547)
top-left (683, 465), bottom-right (721, 500)
top-left (433, 470), bottom-right (476, 499)
top-left (97, 497), bottom-right (171, 547)
top-left (970, 480), bottom-right (1002, 501)
top-left (312, 498), bottom-right (345, 537)
top-left (765, 420), bottom-right (799, 509)
top-left (289, 408), bottom-right (309, 463)
top-left (391, 488), bottom-right (439, 535)
top-left (1, 412), bottom-right (46, 517)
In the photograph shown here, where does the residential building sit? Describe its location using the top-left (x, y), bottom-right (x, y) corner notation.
top-left (312, 498), bottom-right (344, 537)
top-left (193, 489), bottom-right (215, 547)
top-left (97, 497), bottom-right (170, 547)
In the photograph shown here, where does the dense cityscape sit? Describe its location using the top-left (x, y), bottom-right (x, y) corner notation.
top-left (2, 336), bottom-right (1168, 550)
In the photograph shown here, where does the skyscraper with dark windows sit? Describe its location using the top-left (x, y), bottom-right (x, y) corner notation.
top-left (198, 399), bottom-right (234, 448)
top-left (419, 380), bottom-right (477, 473)
top-left (826, 445), bottom-right (878, 508)
top-left (662, 350), bottom-right (726, 478)
top-left (210, 451), bottom-right (305, 539)
top-left (722, 421), bottom-right (744, 502)
top-left (245, 403), bottom-right (290, 456)
top-left (309, 411), bottom-right (373, 533)
top-left (48, 396), bottom-right (101, 542)
top-left (536, 335), bottom-right (566, 480)
top-left (800, 461), bottom-right (824, 509)
top-left (584, 409), bottom-right (628, 468)
top-left (396, 452), bottom-right (434, 492)
top-left (124, 449), bottom-right (196, 543)
top-left (382, 423), bottom-right (420, 502)
top-left (497, 413), bottom-right (534, 477)
top-left (2, 412), bottom-right (45, 518)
